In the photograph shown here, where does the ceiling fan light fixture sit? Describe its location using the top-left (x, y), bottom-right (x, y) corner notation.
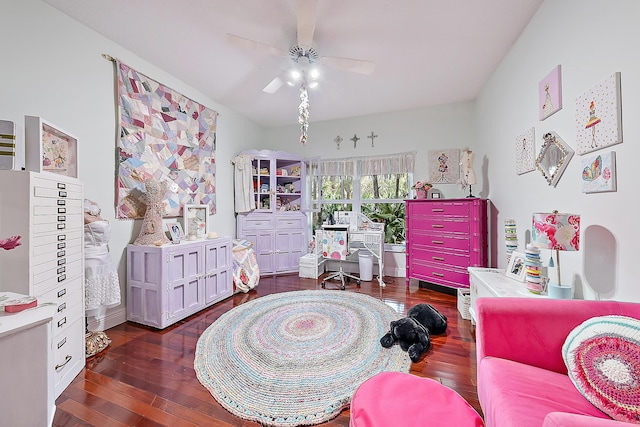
top-left (308, 81), bottom-right (319, 89)
top-left (290, 68), bottom-right (302, 81)
top-left (308, 68), bottom-right (320, 80)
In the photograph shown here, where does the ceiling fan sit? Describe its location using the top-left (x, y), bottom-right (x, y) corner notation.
top-left (226, 0), bottom-right (375, 94)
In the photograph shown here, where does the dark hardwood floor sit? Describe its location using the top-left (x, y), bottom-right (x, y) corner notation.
top-left (53, 274), bottom-right (480, 426)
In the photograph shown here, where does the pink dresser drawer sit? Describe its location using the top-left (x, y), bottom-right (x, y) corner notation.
top-left (411, 261), bottom-right (470, 288)
top-left (411, 231), bottom-right (470, 252)
top-left (411, 201), bottom-right (471, 218)
top-left (412, 247), bottom-right (470, 267)
top-left (409, 217), bottom-right (470, 233)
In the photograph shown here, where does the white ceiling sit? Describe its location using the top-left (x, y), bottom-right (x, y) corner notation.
top-left (44, 0), bottom-right (543, 128)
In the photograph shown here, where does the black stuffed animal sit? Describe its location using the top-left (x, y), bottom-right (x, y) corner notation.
top-left (380, 303), bottom-right (447, 362)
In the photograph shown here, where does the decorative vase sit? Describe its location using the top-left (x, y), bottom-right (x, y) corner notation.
top-left (416, 188), bottom-right (427, 199)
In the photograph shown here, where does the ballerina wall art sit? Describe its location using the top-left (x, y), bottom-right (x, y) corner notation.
top-left (539, 65), bottom-right (563, 121)
top-left (575, 72), bottom-right (622, 155)
top-left (515, 127), bottom-right (536, 175)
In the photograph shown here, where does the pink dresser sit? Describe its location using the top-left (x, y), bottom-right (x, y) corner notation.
top-left (405, 198), bottom-right (488, 289)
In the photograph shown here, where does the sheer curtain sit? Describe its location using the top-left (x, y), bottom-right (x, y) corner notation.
top-left (320, 151), bottom-right (416, 176)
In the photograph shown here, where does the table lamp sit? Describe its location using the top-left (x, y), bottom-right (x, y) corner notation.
top-left (531, 211), bottom-right (580, 299)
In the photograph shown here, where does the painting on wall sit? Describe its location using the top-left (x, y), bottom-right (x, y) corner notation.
top-left (428, 149), bottom-right (460, 184)
top-left (581, 150), bottom-right (616, 193)
top-left (539, 65), bottom-right (562, 121)
top-left (515, 127), bottom-right (536, 175)
top-left (575, 72), bottom-right (622, 155)
top-left (115, 60), bottom-right (218, 219)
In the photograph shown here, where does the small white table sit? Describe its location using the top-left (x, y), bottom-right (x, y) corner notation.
top-left (468, 267), bottom-right (547, 324)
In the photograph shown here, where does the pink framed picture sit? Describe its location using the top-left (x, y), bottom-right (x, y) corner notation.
top-left (539, 65), bottom-right (562, 121)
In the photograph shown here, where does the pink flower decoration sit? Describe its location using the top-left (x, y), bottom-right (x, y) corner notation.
top-left (0, 235), bottom-right (22, 251)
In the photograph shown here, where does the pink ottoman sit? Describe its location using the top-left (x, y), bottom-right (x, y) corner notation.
top-left (350, 372), bottom-right (484, 427)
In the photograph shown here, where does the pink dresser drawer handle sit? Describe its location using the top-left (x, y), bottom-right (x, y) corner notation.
top-left (432, 272), bottom-right (444, 277)
top-left (431, 240), bottom-right (444, 245)
top-left (432, 208), bottom-right (444, 212)
top-left (431, 224), bottom-right (444, 228)
top-left (432, 256), bottom-right (445, 261)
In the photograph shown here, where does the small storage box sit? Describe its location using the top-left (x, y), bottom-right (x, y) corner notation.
top-left (299, 253), bottom-right (325, 279)
top-left (457, 288), bottom-right (471, 320)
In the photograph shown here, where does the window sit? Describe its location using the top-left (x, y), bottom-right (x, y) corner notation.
top-left (313, 152), bottom-right (415, 245)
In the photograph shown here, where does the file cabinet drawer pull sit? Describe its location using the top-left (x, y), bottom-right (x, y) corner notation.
top-left (57, 223), bottom-right (66, 230)
top-left (57, 274), bottom-right (66, 282)
top-left (58, 207), bottom-right (66, 214)
top-left (57, 302), bottom-right (66, 313)
top-left (58, 191), bottom-right (67, 198)
top-left (57, 288), bottom-right (67, 298)
top-left (57, 317), bottom-right (67, 328)
top-left (57, 183), bottom-right (66, 190)
top-left (55, 355), bottom-right (72, 370)
top-left (57, 199), bottom-right (66, 206)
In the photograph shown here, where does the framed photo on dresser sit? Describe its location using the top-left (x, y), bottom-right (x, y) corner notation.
top-left (505, 251), bottom-right (526, 282)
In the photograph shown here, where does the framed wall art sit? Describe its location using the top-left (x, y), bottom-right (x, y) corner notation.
top-left (515, 127), bottom-right (536, 175)
top-left (25, 115), bottom-right (78, 178)
top-left (539, 65), bottom-right (563, 121)
top-left (581, 150), bottom-right (617, 194)
top-left (575, 72), bottom-right (622, 155)
top-left (166, 222), bottom-right (184, 244)
top-left (428, 149), bottom-right (460, 184)
top-left (505, 251), bottom-right (526, 282)
top-left (184, 204), bottom-right (209, 238)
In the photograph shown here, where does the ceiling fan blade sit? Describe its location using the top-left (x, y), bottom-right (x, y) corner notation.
top-left (226, 33), bottom-right (288, 57)
top-left (321, 56), bottom-right (376, 75)
top-left (263, 76), bottom-right (284, 94)
top-left (296, 0), bottom-right (319, 48)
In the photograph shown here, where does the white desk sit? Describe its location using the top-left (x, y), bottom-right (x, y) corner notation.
top-left (317, 227), bottom-right (385, 287)
top-left (468, 267), bottom-right (547, 324)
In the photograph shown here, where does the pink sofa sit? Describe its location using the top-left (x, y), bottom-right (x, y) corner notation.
top-left (476, 297), bottom-right (640, 427)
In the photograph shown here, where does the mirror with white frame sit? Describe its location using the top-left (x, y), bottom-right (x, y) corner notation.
top-left (535, 131), bottom-right (574, 187)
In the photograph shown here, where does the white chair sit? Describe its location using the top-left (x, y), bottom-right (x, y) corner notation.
top-left (321, 225), bottom-right (360, 290)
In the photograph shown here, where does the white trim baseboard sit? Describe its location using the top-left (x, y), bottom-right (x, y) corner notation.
top-left (86, 307), bottom-right (127, 332)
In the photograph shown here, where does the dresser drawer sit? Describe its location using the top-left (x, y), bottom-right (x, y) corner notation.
top-left (411, 201), bottom-right (471, 218)
top-left (32, 229), bottom-right (82, 249)
top-left (33, 198), bottom-right (82, 213)
top-left (40, 278), bottom-right (83, 311)
top-left (410, 217), bottom-right (470, 234)
top-left (33, 255), bottom-right (82, 294)
top-left (33, 237), bottom-right (82, 266)
top-left (412, 247), bottom-right (470, 268)
top-left (52, 317), bottom-right (84, 394)
top-left (33, 178), bottom-right (83, 200)
top-left (411, 260), bottom-right (470, 288)
top-left (411, 231), bottom-right (470, 252)
top-left (275, 216), bottom-right (305, 229)
top-left (242, 216), bottom-right (275, 230)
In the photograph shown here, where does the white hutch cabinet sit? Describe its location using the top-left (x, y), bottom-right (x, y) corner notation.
top-left (0, 171), bottom-right (85, 398)
top-left (236, 150), bottom-right (307, 275)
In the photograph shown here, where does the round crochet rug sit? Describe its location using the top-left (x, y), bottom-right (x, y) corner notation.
top-left (194, 290), bottom-right (411, 426)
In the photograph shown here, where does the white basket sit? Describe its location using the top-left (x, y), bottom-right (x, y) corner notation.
top-left (299, 255), bottom-right (325, 279)
top-left (457, 288), bottom-right (471, 320)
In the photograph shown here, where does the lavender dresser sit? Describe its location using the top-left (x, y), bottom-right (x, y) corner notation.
top-left (127, 237), bottom-right (233, 329)
top-left (405, 198), bottom-right (488, 289)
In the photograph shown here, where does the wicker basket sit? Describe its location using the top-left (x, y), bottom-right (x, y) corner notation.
top-left (299, 254), bottom-right (325, 279)
top-left (457, 288), bottom-right (472, 320)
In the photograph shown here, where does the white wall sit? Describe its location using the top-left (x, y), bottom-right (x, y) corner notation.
top-left (476, 0), bottom-right (640, 301)
top-left (1, 0), bottom-right (263, 328)
top-left (264, 102), bottom-right (478, 200)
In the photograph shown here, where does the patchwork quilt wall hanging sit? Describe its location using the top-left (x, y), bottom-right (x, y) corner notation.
top-left (115, 60), bottom-right (218, 219)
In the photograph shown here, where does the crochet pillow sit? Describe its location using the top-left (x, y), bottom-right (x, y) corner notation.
top-left (562, 315), bottom-right (640, 424)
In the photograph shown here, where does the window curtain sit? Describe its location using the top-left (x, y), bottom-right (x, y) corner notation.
top-left (320, 151), bottom-right (416, 176)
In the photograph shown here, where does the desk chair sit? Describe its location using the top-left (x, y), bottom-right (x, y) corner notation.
top-left (321, 225), bottom-right (361, 290)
